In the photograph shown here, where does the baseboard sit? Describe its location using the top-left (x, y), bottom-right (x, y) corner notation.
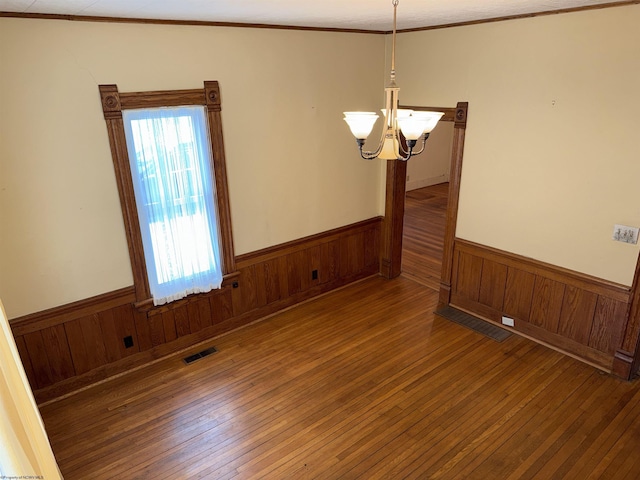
top-left (406, 174), bottom-right (449, 192)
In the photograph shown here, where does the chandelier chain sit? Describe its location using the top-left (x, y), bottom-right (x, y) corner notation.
top-left (390, 0), bottom-right (398, 86)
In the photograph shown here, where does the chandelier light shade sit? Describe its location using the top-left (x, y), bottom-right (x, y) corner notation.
top-left (344, 0), bottom-right (443, 161)
top-left (343, 112), bottom-right (379, 139)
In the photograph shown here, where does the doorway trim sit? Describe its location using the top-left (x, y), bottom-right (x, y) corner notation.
top-left (380, 101), bottom-right (468, 307)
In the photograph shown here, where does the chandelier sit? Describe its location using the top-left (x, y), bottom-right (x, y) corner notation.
top-left (343, 0), bottom-right (443, 161)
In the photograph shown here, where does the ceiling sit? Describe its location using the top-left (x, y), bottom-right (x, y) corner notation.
top-left (0, 0), bottom-right (629, 31)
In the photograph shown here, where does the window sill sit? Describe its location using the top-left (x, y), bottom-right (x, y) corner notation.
top-left (133, 270), bottom-right (240, 314)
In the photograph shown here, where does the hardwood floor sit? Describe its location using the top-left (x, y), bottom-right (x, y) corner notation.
top-left (402, 182), bottom-right (448, 290)
top-left (40, 275), bottom-right (640, 479)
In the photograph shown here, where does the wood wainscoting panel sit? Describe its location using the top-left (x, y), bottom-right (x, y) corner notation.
top-left (99, 305), bottom-right (141, 363)
top-left (22, 330), bottom-right (55, 389)
top-left (185, 302), bottom-right (202, 336)
top-left (590, 297), bottom-right (628, 355)
top-left (255, 258), bottom-right (281, 305)
top-left (286, 250), bottom-right (309, 297)
top-left (233, 264), bottom-right (260, 314)
top-left (148, 312), bottom-right (168, 347)
top-left (185, 290), bottom-right (213, 336)
top-left (557, 285), bottom-right (598, 345)
top-left (132, 308), bottom-right (153, 351)
top-left (503, 268), bottom-right (535, 321)
top-left (161, 310), bottom-right (178, 343)
top-left (14, 336), bottom-right (36, 387)
top-left (210, 284), bottom-right (235, 323)
top-left (20, 325), bottom-right (74, 390)
top-left (529, 277), bottom-right (565, 333)
top-left (341, 230), bottom-right (365, 278)
top-left (63, 315), bottom-right (109, 376)
top-left (449, 239), bottom-right (632, 373)
top-left (453, 250), bottom-right (483, 302)
top-left (173, 305), bottom-right (191, 338)
top-left (322, 239), bottom-right (341, 284)
top-left (40, 324), bottom-right (76, 386)
top-left (478, 260), bottom-right (507, 311)
top-left (10, 217), bottom-right (382, 403)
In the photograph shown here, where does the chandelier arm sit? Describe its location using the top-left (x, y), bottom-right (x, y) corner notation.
top-left (356, 137), bottom-right (386, 160)
top-left (398, 136), bottom-right (411, 156)
top-left (397, 138), bottom-right (417, 162)
top-left (360, 149), bottom-right (383, 161)
top-left (360, 121), bottom-right (391, 159)
top-left (396, 146), bottom-right (413, 162)
top-left (407, 133), bottom-right (430, 156)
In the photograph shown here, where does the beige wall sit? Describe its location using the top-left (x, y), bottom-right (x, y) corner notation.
top-left (406, 121), bottom-right (453, 191)
top-left (396, 4), bottom-right (640, 286)
top-left (0, 18), bottom-right (386, 318)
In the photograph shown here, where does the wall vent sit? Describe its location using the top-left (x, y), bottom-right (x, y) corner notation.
top-left (183, 346), bottom-right (217, 365)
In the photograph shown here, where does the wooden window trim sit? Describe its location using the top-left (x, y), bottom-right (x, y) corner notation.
top-left (99, 81), bottom-right (236, 304)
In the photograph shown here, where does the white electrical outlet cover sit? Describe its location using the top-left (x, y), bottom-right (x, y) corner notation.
top-left (501, 316), bottom-right (515, 327)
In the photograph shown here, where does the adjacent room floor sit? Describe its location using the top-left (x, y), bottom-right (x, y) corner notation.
top-left (402, 182), bottom-right (448, 290)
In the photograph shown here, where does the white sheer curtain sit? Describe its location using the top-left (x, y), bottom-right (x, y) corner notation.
top-left (123, 106), bottom-right (223, 305)
top-left (0, 300), bottom-right (62, 479)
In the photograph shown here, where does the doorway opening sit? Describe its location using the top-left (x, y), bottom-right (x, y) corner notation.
top-left (381, 102), bottom-right (468, 306)
top-left (402, 115), bottom-right (454, 289)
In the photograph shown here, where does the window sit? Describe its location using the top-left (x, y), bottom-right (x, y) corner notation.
top-left (123, 106), bottom-right (222, 304)
top-left (99, 82), bottom-right (236, 307)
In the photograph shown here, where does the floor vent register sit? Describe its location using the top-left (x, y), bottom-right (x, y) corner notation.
top-left (435, 306), bottom-right (512, 342)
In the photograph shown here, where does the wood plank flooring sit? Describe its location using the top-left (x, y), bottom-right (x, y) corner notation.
top-left (402, 183), bottom-right (448, 290)
top-left (40, 275), bottom-right (640, 479)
